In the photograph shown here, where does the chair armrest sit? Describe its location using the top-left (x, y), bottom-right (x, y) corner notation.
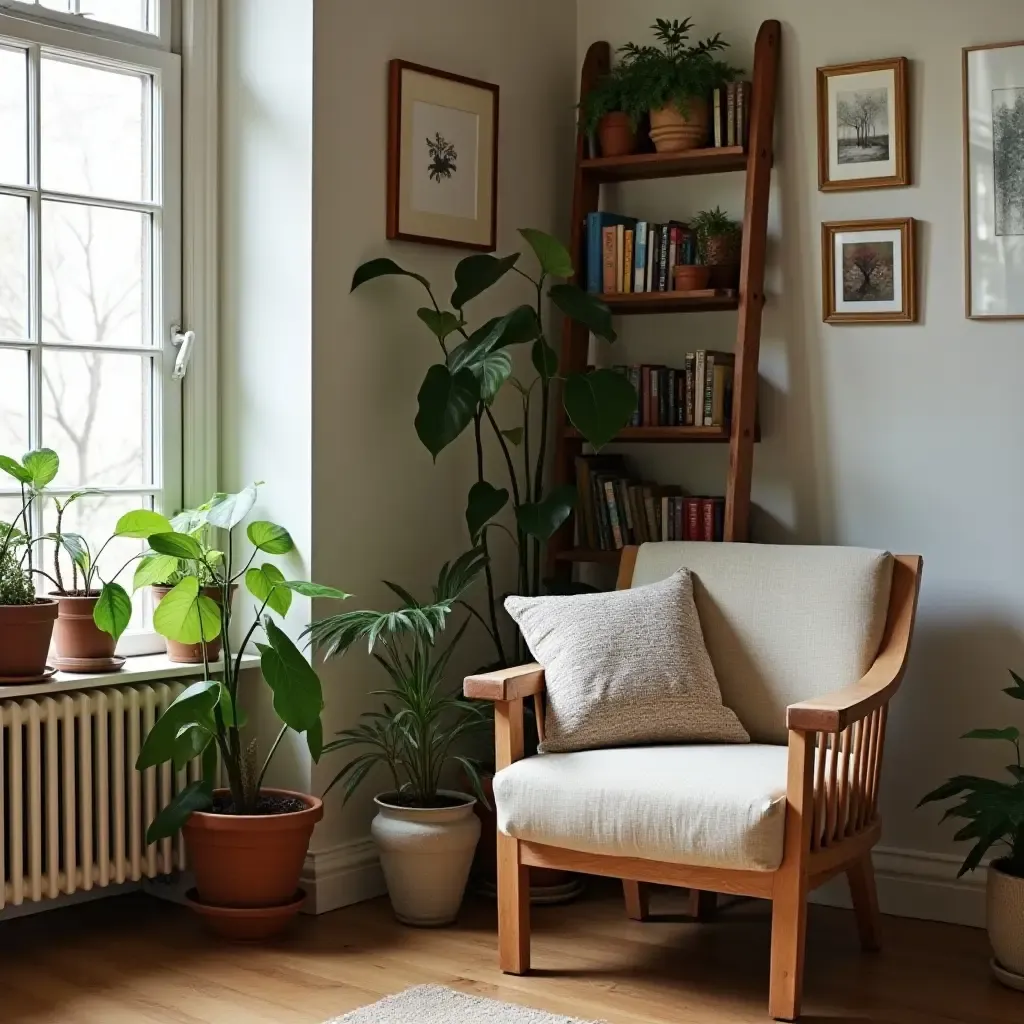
top-left (464, 663), bottom-right (546, 702)
top-left (787, 554), bottom-right (922, 734)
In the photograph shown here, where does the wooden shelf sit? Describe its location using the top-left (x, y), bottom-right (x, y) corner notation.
top-left (567, 425), bottom-right (728, 444)
top-left (601, 289), bottom-right (739, 315)
top-left (554, 548), bottom-right (622, 565)
top-left (581, 146), bottom-right (748, 183)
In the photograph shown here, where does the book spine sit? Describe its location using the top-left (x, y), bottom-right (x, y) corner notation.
top-left (629, 366), bottom-right (641, 426)
top-left (593, 474), bottom-right (611, 549)
top-left (586, 214), bottom-right (600, 294)
top-left (602, 480), bottom-right (622, 550)
top-left (713, 87), bottom-right (723, 147)
top-left (644, 226), bottom-right (654, 292)
top-left (676, 369), bottom-right (685, 426)
top-left (628, 485), bottom-right (645, 544)
top-left (658, 225), bottom-right (669, 291)
top-left (643, 489), bottom-right (658, 541)
top-left (685, 498), bottom-right (701, 541)
top-left (727, 83), bottom-right (736, 146)
top-left (694, 351), bottom-right (706, 426)
top-left (701, 498), bottom-right (715, 542)
top-left (634, 221), bottom-right (647, 292)
top-left (614, 478), bottom-right (634, 544)
top-left (736, 82), bottom-right (745, 149)
top-left (713, 498), bottom-right (725, 541)
top-left (622, 229), bottom-right (634, 294)
top-left (741, 82), bottom-right (751, 147)
top-left (650, 369), bottom-right (660, 427)
top-left (704, 353), bottom-right (715, 427)
top-left (667, 368), bottom-right (677, 428)
top-left (641, 365), bottom-right (651, 426)
top-left (575, 456), bottom-right (595, 548)
top-left (672, 497), bottom-right (683, 543)
top-left (668, 226), bottom-right (678, 281)
top-left (684, 352), bottom-right (696, 426)
top-left (602, 227), bottom-right (616, 294)
top-left (615, 224), bottom-right (624, 294)
top-left (660, 496), bottom-right (670, 541)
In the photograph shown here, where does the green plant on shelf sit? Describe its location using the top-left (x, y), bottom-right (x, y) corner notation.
top-left (579, 63), bottom-right (646, 136)
top-left (690, 206), bottom-right (742, 264)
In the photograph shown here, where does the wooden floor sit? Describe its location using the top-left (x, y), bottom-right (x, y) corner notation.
top-left (0, 883), bottom-right (1017, 1023)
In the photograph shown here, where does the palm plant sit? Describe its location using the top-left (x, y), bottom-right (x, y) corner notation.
top-left (308, 549), bottom-right (490, 808)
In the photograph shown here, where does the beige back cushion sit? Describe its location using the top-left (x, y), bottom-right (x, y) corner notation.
top-left (630, 543), bottom-right (893, 743)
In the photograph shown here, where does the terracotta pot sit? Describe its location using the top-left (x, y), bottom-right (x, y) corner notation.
top-left (183, 788), bottom-right (323, 920)
top-left (596, 112), bottom-right (636, 158)
top-left (704, 232), bottom-right (742, 288)
top-left (649, 98), bottom-right (710, 151)
top-left (673, 265), bottom-right (712, 292)
top-left (988, 859), bottom-right (1024, 981)
top-left (0, 599), bottom-right (58, 678)
top-left (185, 888), bottom-right (306, 942)
top-left (152, 583), bottom-right (236, 664)
top-left (51, 593), bottom-right (116, 662)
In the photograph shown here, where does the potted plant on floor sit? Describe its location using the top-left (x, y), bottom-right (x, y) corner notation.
top-left (136, 483), bottom-right (349, 940)
top-left (692, 206), bottom-right (743, 289)
top-left (919, 670), bottom-right (1024, 987)
top-left (309, 549), bottom-right (490, 927)
top-left (580, 64), bottom-right (641, 158)
top-left (617, 18), bottom-right (742, 152)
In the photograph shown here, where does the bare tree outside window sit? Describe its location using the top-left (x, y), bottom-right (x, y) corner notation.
top-left (836, 87), bottom-right (890, 164)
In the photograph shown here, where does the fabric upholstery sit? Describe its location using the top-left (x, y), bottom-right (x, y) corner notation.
top-left (504, 570), bottom-right (749, 754)
top-left (630, 543), bottom-right (893, 743)
top-left (494, 744), bottom-right (790, 871)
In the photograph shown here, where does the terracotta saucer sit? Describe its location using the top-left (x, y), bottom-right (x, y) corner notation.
top-left (54, 655), bottom-right (126, 674)
top-left (185, 888), bottom-right (306, 941)
top-left (0, 665), bottom-right (56, 685)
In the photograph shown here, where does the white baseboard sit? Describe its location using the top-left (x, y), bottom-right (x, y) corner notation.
top-left (301, 837), bottom-right (385, 914)
top-left (812, 845), bottom-right (987, 929)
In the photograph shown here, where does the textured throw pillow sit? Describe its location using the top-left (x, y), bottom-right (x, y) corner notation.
top-left (504, 569), bottom-right (749, 754)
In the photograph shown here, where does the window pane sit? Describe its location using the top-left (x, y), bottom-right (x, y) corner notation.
top-left (0, 46), bottom-right (28, 186)
top-left (0, 349), bottom-right (30, 459)
top-left (41, 350), bottom-right (154, 488)
top-left (81, 0), bottom-right (150, 32)
top-left (41, 56), bottom-right (151, 202)
top-left (42, 201), bottom-right (150, 347)
top-left (0, 195), bottom-right (29, 339)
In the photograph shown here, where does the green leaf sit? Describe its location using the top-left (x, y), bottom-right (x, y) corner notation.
top-left (351, 257), bottom-right (430, 292)
top-left (531, 339), bottom-right (558, 382)
top-left (306, 719), bottom-right (323, 764)
top-left (219, 686), bottom-right (248, 729)
top-left (114, 509), bottom-right (173, 539)
top-left (416, 308), bottom-right (462, 341)
top-left (136, 679), bottom-right (220, 770)
top-left (963, 727), bottom-right (1021, 743)
top-left (145, 780), bottom-right (213, 844)
top-left (133, 554), bottom-right (179, 591)
top-left (205, 484), bottom-right (258, 530)
top-left (247, 520), bottom-right (294, 554)
top-left (21, 448), bottom-right (59, 489)
top-left (261, 617), bottom-right (324, 734)
top-left (148, 532), bottom-right (205, 561)
top-left (501, 427), bottom-right (524, 446)
top-left (550, 283), bottom-right (616, 341)
top-left (279, 581), bottom-right (351, 600)
top-left (447, 306), bottom-right (540, 378)
top-left (519, 228), bottom-right (574, 278)
top-left (0, 454), bottom-right (31, 484)
top-left (171, 725), bottom-right (212, 772)
top-left (152, 577), bottom-right (223, 645)
top-left (466, 481), bottom-right (509, 541)
top-left (563, 369), bottom-right (637, 450)
top-left (450, 253), bottom-right (519, 309)
top-left (516, 484), bottom-right (576, 541)
top-left (93, 582), bottom-right (133, 642)
top-left (245, 563), bottom-right (292, 617)
top-left (474, 350), bottom-right (513, 403)
top-left (414, 364), bottom-right (480, 460)
top-left (55, 532), bottom-right (90, 574)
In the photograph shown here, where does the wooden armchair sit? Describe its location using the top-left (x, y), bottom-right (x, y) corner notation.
top-left (465, 543), bottom-right (922, 1021)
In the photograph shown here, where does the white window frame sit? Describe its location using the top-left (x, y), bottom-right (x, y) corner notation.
top-left (0, 0), bottom-right (172, 50)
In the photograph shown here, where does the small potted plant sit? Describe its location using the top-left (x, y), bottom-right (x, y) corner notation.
top-left (580, 64), bottom-right (641, 158)
top-left (919, 670), bottom-right (1024, 987)
top-left (692, 206), bottom-right (743, 288)
top-left (310, 549), bottom-right (490, 927)
top-left (136, 483), bottom-right (349, 940)
top-left (617, 18), bottom-right (742, 152)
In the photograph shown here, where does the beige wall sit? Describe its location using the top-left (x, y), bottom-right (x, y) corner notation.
top-left (578, 0), bottom-right (1024, 916)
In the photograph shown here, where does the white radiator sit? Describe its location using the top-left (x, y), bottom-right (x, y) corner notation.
top-left (1, 682), bottom-right (199, 909)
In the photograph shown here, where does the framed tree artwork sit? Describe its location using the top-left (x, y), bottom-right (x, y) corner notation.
top-left (817, 58), bottom-right (910, 191)
top-left (822, 218), bottom-right (917, 324)
top-left (963, 41), bottom-right (1024, 319)
top-left (387, 60), bottom-right (499, 251)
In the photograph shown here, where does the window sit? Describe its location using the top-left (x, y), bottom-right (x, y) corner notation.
top-left (0, 10), bottom-right (181, 653)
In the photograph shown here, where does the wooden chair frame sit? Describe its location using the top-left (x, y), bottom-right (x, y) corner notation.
top-left (464, 548), bottom-right (922, 1021)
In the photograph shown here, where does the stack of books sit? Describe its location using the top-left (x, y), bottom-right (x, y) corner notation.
top-left (611, 351), bottom-right (734, 428)
top-left (712, 81), bottom-right (752, 148)
top-left (585, 214), bottom-right (697, 295)
top-left (575, 455), bottom-right (725, 550)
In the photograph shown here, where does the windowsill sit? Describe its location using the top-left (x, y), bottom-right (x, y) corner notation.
top-left (0, 652), bottom-right (262, 699)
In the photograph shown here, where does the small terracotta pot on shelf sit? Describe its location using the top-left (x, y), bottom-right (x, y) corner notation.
top-left (0, 599), bottom-right (58, 679)
top-left (673, 265), bottom-right (712, 292)
top-left (649, 97), bottom-right (710, 152)
top-left (596, 112), bottom-right (637, 158)
top-left (704, 232), bottom-right (742, 289)
top-left (152, 583), bottom-right (237, 664)
top-left (51, 593), bottom-right (116, 667)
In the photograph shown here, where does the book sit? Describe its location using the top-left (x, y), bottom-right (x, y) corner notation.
top-left (668, 225), bottom-right (678, 281)
top-left (704, 352), bottom-right (735, 427)
top-left (643, 486), bottom-right (659, 541)
top-left (726, 83), bottom-right (737, 146)
top-left (634, 221), bottom-right (647, 291)
top-left (586, 213), bottom-right (636, 294)
top-left (645, 224), bottom-right (656, 293)
top-left (628, 366), bottom-right (641, 426)
top-left (685, 498), bottom-right (701, 541)
top-left (701, 498), bottom-right (716, 542)
top-left (601, 227), bottom-right (616, 294)
top-left (737, 81), bottom-right (749, 148)
top-left (666, 368), bottom-right (677, 428)
top-left (603, 480), bottom-right (624, 549)
top-left (694, 351), bottom-right (707, 425)
top-left (658, 225), bottom-right (670, 291)
top-left (684, 352), bottom-right (696, 425)
top-left (622, 229), bottom-right (633, 294)
top-left (614, 224), bottom-right (625, 293)
top-left (650, 368), bottom-right (660, 427)
top-left (574, 455), bottom-right (598, 548)
top-left (713, 87), bottom-right (724, 147)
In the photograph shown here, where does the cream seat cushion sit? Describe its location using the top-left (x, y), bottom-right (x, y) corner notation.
top-left (494, 744), bottom-right (790, 871)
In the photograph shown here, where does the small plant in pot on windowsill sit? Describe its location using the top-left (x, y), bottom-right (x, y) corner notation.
top-left (308, 549), bottom-right (491, 927)
top-left (136, 483), bottom-right (349, 940)
top-left (692, 206), bottom-right (743, 289)
top-left (919, 670), bottom-right (1024, 987)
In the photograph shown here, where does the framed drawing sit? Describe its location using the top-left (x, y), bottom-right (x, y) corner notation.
top-left (963, 41), bottom-right (1024, 319)
top-left (387, 60), bottom-right (499, 251)
top-left (817, 58), bottom-right (910, 191)
top-left (822, 218), bottom-right (917, 324)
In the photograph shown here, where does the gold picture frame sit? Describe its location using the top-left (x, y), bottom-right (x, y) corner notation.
top-left (817, 58), bottom-right (910, 191)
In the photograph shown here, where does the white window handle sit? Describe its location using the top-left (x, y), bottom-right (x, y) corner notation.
top-left (172, 328), bottom-right (196, 381)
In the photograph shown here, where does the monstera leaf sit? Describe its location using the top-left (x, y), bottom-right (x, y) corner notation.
top-left (415, 364), bottom-right (480, 459)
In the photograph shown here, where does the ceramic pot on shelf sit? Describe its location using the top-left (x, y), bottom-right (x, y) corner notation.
top-left (0, 599), bottom-right (58, 680)
top-left (152, 583), bottom-right (237, 664)
top-left (988, 859), bottom-right (1024, 986)
top-left (648, 97), bottom-right (710, 152)
top-left (596, 112), bottom-right (637, 158)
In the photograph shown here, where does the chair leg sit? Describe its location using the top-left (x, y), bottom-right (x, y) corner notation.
top-left (497, 832), bottom-right (530, 974)
top-left (687, 889), bottom-right (718, 920)
top-left (623, 880), bottom-right (650, 921)
top-left (769, 876), bottom-right (808, 1021)
top-left (846, 853), bottom-right (881, 952)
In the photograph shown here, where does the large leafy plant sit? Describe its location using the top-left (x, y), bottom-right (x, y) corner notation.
top-left (351, 229), bottom-right (636, 666)
top-left (308, 549), bottom-right (490, 807)
top-left (134, 499), bottom-right (225, 590)
top-left (919, 670), bottom-right (1024, 879)
top-left (136, 483), bottom-right (349, 839)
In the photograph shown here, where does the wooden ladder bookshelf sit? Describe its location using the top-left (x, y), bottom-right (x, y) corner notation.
top-left (549, 19), bottom-right (781, 573)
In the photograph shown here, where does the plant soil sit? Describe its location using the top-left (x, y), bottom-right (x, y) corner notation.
top-left (211, 793), bottom-right (308, 816)
top-left (379, 792), bottom-right (470, 809)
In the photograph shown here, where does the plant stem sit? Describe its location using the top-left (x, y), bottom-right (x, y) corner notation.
top-left (473, 411), bottom-right (508, 667)
top-left (53, 499), bottom-right (65, 594)
top-left (21, 484), bottom-right (32, 577)
top-left (484, 406), bottom-right (529, 596)
top-left (255, 723), bottom-right (288, 794)
top-left (223, 532), bottom-right (239, 773)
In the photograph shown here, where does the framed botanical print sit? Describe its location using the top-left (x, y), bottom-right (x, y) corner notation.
top-left (387, 60), bottom-right (499, 251)
top-left (817, 58), bottom-right (910, 191)
top-left (822, 218), bottom-right (917, 324)
top-left (963, 41), bottom-right (1024, 319)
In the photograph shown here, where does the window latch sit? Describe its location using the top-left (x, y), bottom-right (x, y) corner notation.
top-left (171, 327), bottom-right (196, 381)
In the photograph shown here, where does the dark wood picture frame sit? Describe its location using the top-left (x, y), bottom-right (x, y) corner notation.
top-left (821, 218), bottom-right (917, 324)
top-left (387, 59), bottom-right (499, 251)
top-left (817, 57), bottom-right (910, 191)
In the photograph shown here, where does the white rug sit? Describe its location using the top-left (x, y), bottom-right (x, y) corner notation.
top-left (326, 985), bottom-right (605, 1023)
